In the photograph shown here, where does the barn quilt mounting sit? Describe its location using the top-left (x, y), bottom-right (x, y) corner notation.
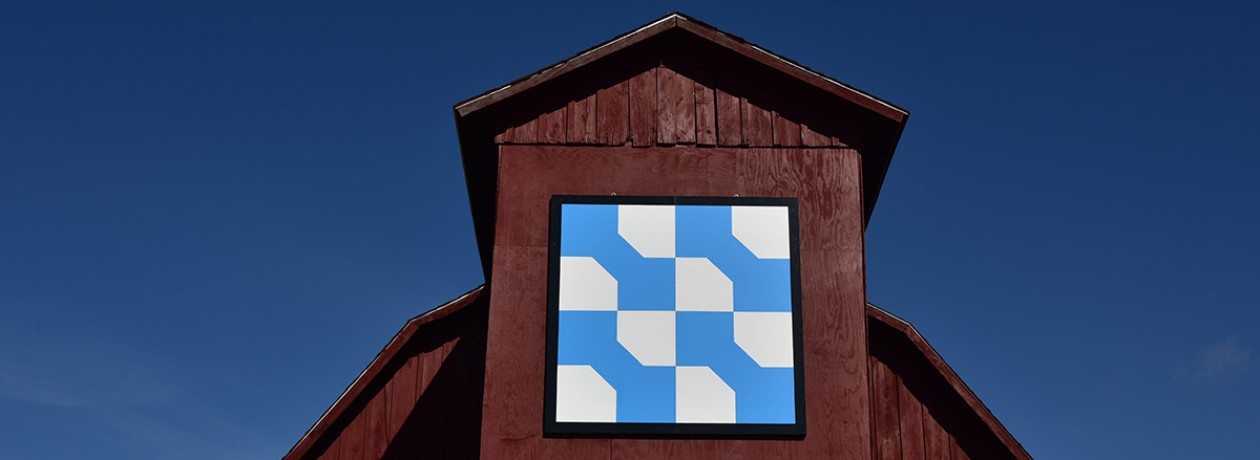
top-left (544, 196), bottom-right (805, 437)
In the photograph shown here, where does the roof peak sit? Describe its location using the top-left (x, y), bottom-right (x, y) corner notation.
top-left (453, 11), bottom-right (907, 122)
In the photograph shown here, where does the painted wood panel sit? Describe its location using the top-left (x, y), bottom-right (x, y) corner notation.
top-left (538, 107), bottom-right (566, 144)
top-left (898, 379), bottom-right (927, 460)
top-left (291, 294), bottom-right (489, 460)
top-left (566, 94), bottom-right (596, 144)
top-left (872, 357), bottom-right (902, 460)
top-left (693, 70), bottom-right (717, 146)
top-left (923, 407), bottom-right (952, 460)
top-left (485, 145), bottom-right (870, 459)
top-left (493, 59), bottom-right (868, 153)
top-left (656, 66), bottom-right (696, 145)
top-left (868, 316), bottom-right (1028, 460)
top-left (597, 81), bottom-right (629, 146)
top-left (629, 67), bottom-right (657, 147)
top-left (715, 73), bottom-right (742, 147)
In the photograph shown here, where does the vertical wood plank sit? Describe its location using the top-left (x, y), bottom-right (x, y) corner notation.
top-left (629, 67), bottom-right (657, 147)
top-left (952, 436), bottom-right (968, 460)
top-left (715, 74), bottom-right (742, 147)
top-left (693, 70), bottom-right (716, 146)
top-left (657, 66), bottom-right (696, 145)
top-left (362, 388), bottom-right (388, 459)
top-left (421, 343), bottom-right (444, 395)
top-left (385, 356), bottom-right (418, 457)
top-left (566, 95), bottom-right (596, 144)
top-left (872, 357), bottom-right (902, 460)
top-left (494, 126), bottom-right (513, 144)
top-left (319, 436), bottom-right (342, 460)
top-left (538, 106), bottom-right (566, 144)
top-left (898, 380), bottom-right (927, 460)
top-left (800, 100), bottom-right (830, 146)
top-left (741, 95), bottom-right (773, 147)
top-left (800, 125), bottom-right (829, 146)
top-left (597, 81), bottom-right (629, 145)
top-left (339, 411), bottom-right (363, 460)
top-left (771, 93), bottom-right (801, 147)
top-left (923, 408), bottom-right (952, 460)
top-left (436, 340), bottom-right (458, 459)
top-left (512, 117), bottom-right (539, 144)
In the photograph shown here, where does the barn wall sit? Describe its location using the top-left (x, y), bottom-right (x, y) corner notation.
top-left (296, 294), bottom-right (490, 460)
top-left (482, 145), bottom-right (870, 459)
top-left (868, 318), bottom-right (1022, 460)
top-left (492, 57), bottom-right (851, 150)
top-left (457, 28), bottom-right (899, 279)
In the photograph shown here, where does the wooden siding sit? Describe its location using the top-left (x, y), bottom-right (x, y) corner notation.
top-left (482, 145), bottom-right (870, 459)
top-left (491, 63), bottom-right (849, 149)
top-left (867, 312), bottom-right (1030, 460)
top-left (455, 24), bottom-right (905, 281)
top-left (286, 289), bottom-right (489, 460)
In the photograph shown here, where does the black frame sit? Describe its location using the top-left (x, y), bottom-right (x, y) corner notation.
top-left (543, 195), bottom-right (806, 438)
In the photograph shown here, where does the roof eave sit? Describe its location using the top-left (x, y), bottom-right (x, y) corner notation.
top-left (453, 12), bottom-right (908, 125)
top-left (865, 303), bottom-right (1031, 459)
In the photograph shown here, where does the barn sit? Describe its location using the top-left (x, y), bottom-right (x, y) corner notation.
top-left (283, 12), bottom-right (1030, 459)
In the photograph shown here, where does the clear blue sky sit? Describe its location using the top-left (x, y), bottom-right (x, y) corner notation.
top-left (2, 1), bottom-right (1256, 458)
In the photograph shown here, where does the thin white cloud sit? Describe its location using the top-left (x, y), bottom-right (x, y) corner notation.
top-left (1197, 337), bottom-right (1250, 380)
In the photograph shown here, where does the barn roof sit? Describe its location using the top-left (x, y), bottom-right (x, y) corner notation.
top-left (453, 12), bottom-right (910, 280)
top-left (284, 286), bottom-right (486, 460)
top-left (866, 303), bottom-right (1031, 458)
top-left (284, 286), bottom-right (1027, 459)
top-left (453, 13), bottom-right (907, 121)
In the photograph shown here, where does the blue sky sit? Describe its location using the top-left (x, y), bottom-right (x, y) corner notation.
top-left (1, 1), bottom-right (1256, 458)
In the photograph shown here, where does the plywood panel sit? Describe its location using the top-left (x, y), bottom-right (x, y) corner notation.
top-left (485, 145), bottom-right (869, 459)
top-left (480, 245), bottom-right (611, 459)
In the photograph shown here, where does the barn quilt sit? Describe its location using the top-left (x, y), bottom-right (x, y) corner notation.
top-left (545, 196), bottom-right (804, 436)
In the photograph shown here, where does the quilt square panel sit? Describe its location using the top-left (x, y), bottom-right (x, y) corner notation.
top-left (544, 196), bottom-right (805, 437)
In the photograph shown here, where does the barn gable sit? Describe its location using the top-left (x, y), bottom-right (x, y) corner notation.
top-left (285, 12), bottom-right (1030, 460)
top-left (284, 287), bottom-right (490, 459)
top-left (455, 12), bottom-right (908, 280)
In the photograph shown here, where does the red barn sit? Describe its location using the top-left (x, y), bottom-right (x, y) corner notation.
top-left (284, 13), bottom-right (1030, 459)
